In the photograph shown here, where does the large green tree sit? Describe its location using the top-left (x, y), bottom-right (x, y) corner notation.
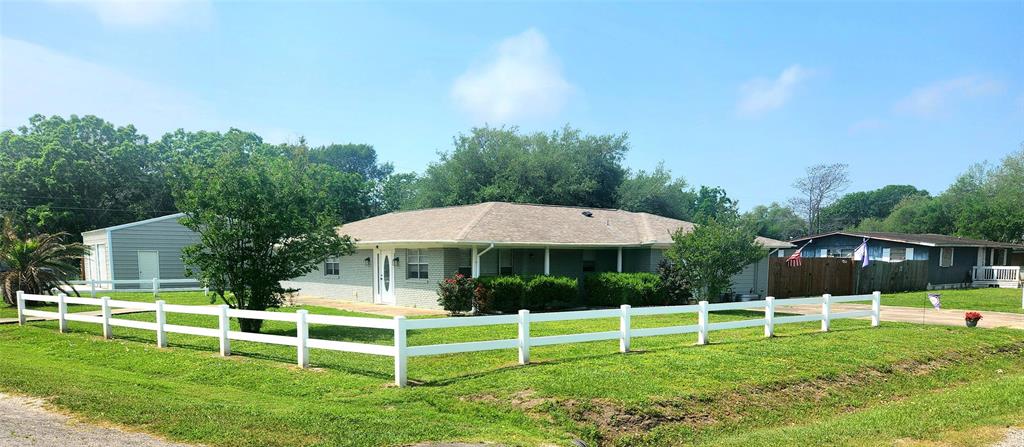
top-left (414, 126), bottom-right (628, 209)
top-left (819, 184), bottom-right (929, 231)
top-left (616, 162), bottom-right (696, 220)
top-left (0, 115), bottom-right (174, 238)
top-left (741, 202), bottom-right (806, 241)
top-left (173, 130), bottom-right (355, 332)
top-left (665, 218), bottom-right (766, 302)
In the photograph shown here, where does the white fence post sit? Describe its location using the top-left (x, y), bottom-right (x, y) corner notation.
top-left (101, 296), bottom-right (112, 339)
top-left (394, 316), bottom-right (408, 387)
top-left (297, 309), bottom-right (309, 368)
top-left (57, 293), bottom-right (68, 333)
top-left (204, 287), bottom-right (209, 297)
top-left (155, 299), bottom-right (167, 347)
top-left (16, 291), bottom-right (25, 326)
top-left (821, 294), bottom-right (831, 332)
top-left (764, 296), bottom-right (775, 337)
top-left (518, 310), bottom-right (531, 364)
top-left (218, 304), bottom-right (231, 356)
top-left (872, 291), bottom-right (881, 327)
top-left (89, 279), bottom-right (96, 298)
top-left (697, 300), bottom-right (709, 345)
top-left (619, 304), bottom-right (631, 353)
top-left (152, 278), bottom-right (159, 298)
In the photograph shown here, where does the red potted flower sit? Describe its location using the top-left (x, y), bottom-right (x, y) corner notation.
top-left (964, 311), bottom-right (983, 328)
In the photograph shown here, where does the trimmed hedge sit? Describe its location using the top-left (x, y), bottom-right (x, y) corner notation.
top-left (476, 275), bottom-right (578, 312)
top-left (524, 275), bottom-right (578, 310)
top-left (583, 272), bottom-right (668, 307)
top-left (477, 275), bottom-right (527, 313)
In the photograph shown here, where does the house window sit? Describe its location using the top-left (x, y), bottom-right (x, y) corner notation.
top-left (889, 248), bottom-right (907, 262)
top-left (324, 258), bottom-right (340, 276)
top-left (498, 249), bottom-right (513, 275)
top-left (582, 250), bottom-right (596, 272)
top-left (458, 249), bottom-right (472, 276)
top-left (939, 247), bottom-right (954, 267)
top-left (407, 249), bottom-right (429, 279)
top-left (827, 248), bottom-right (853, 258)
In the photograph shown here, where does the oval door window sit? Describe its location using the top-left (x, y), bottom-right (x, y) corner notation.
top-left (383, 256), bottom-right (391, 291)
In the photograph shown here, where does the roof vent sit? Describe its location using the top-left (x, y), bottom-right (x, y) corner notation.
top-left (582, 211), bottom-right (593, 218)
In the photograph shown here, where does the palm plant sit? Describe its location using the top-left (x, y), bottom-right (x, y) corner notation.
top-left (0, 218), bottom-right (87, 305)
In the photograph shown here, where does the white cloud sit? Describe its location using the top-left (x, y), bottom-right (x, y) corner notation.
top-left (1, 36), bottom-right (220, 137)
top-left (46, 0), bottom-right (213, 28)
top-left (451, 28), bottom-right (574, 123)
top-left (894, 75), bottom-right (1005, 117)
top-left (736, 64), bottom-right (814, 117)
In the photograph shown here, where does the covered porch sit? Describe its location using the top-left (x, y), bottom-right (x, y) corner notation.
top-left (468, 245), bottom-right (663, 280)
top-left (971, 266), bottom-right (1021, 288)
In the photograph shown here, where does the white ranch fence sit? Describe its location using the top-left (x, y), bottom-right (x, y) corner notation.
top-left (16, 291), bottom-right (881, 387)
top-left (62, 278), bottom-right (208, 297)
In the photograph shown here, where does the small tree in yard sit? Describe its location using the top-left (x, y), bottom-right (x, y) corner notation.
top-left (0, 217), bottom-right (87, 304)
top-left (173, 134), bottom-right (354, 332)
top-left (665, 218), bottom-right (766, 302)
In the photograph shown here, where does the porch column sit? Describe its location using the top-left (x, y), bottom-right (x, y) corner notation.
top-left (617, 247), bottom-right (623, 273)
top-left (471, 246), bottom-right (479, 277)
top-left (544, 248), bottom-right (550, 275)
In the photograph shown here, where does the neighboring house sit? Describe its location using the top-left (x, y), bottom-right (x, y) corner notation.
top-left (81, 213), bottom-right (200, 290)
top-left (785, 231), bottom-right (1023, 289)
top-left (284, 202), bottom-right (793, 309)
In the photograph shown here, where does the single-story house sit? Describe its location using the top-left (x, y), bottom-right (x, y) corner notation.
top-left (784, 231), bottom-right (1023, 289)
top-left (81, 213), bottom-right (200, 290)
top-left (284, 202), bottom-right (793, 309)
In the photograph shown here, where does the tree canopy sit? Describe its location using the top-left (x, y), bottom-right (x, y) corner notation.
top-left (173, 133), bottom-right (355, 332)
top-left (665, 217), bottom-right (766, 301)
top-left (818, 184), bottom-right (929, 231)
top-left (0, 115), bottom-right (174, 236)
top-left (414, 126), bottom-right (628, 209)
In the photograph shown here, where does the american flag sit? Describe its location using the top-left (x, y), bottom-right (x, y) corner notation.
top-left (786, 248), bottom-right (803, 267)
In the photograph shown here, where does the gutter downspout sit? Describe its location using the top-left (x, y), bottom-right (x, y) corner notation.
top-left (472, 243), bottom-right (495, 278)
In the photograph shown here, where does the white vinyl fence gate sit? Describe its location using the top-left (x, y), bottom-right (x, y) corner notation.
top-left (17, 291), bottom-right (882, 387)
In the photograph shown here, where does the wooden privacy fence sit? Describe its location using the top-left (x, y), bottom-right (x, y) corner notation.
top-left (17, 290), bottom-right (882, 387)
top-left (769, 258), bottom-right (928, 298)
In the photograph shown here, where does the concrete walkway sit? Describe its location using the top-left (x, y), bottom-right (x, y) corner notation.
top-left (783, 303), bottom-right (1024, 330)
top-left (288, 296), bottom-right (446, 317)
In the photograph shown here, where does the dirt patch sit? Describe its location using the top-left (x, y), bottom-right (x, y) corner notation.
top-left (468, 342), bottom-right (1024, 445)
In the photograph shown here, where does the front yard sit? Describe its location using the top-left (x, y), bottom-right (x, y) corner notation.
top-left (1, 291), bottom-right (1022, 446)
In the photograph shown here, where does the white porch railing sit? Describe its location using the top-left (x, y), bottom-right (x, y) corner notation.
top-left (971, 266), bottom-right (1021, 286)
top-left (16, 291), bottom-right (882, 387)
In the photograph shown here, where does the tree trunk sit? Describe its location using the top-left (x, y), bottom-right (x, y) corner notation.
top-left (238, 317), bottom-right (264, 333)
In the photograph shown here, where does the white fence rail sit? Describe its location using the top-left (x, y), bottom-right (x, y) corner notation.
top-left (16, 291), bottom-right (882, 387)
top-left (62, 278), bottom-right (207, 297)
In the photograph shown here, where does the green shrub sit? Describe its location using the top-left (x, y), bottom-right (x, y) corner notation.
top-left (584, 272), bottom-right (667, 307)
top-left (436, 273), bottom-right (477, 315)
top-left (477, 276), bottom-right (526, 313)
top-left (525, 275), bottom-right (578, 311)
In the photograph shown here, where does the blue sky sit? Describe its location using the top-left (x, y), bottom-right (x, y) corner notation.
top-left (2, 1), bottom-right (1021, 210)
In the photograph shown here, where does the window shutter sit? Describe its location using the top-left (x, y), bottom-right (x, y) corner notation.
top-left (818, 249), bottom-right (828, 258)
top-left (882, 248), bottom-right (891, 261)
top-left (905, 248), bottom-right (914, 261)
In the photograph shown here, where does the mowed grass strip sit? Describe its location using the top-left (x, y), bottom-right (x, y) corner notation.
top-left (2, 291), bottom-right (1023, 446)
top-left (881, 287), bottom-right (1024, 314)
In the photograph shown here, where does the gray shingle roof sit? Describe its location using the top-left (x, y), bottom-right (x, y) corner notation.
top-left (339, 202), bottom-right (793, 249)
top-left (790, 231), bottom-right (1023, 249)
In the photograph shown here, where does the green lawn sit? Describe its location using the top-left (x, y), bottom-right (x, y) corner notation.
top-left (1, 291), bottom-right (1023, 446)
top-left (881, 287), bottom-right (1024, 314)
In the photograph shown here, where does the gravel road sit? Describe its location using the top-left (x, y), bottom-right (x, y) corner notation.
top-left (0, 393), bottom-right (197, 447)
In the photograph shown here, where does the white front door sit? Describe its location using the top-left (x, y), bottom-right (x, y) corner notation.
top-left (137, 251), bottom-right (160, 283)
top-left (374, 248), bottom-right (396, 305)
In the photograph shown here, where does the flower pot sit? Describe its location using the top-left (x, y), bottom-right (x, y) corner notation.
top-left (965, 319), bottom-right (979, 328)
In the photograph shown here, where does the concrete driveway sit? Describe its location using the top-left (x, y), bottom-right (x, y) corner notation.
top-left (782, 303), bottom-right (1024, 330)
